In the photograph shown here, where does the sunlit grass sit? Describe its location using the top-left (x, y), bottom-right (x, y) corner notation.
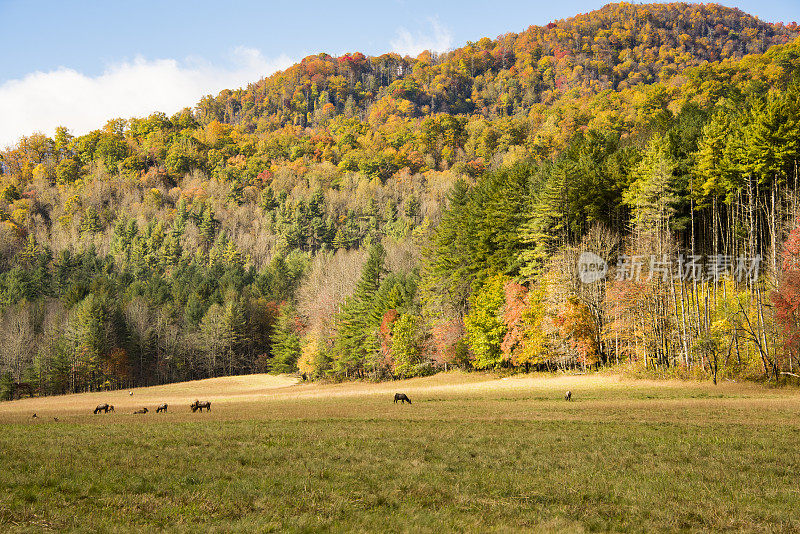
top-left (2, 372), bottom-right (800, 532)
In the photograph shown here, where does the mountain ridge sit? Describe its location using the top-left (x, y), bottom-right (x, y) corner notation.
top-left (195, 2), bottom-right (797, 132)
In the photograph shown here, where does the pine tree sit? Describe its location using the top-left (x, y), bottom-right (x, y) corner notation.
top-left (405, 194), bottom-right (420, 220)
top-left (518, 164), bottom-right (570, 277)
top-left (0, 371), bottom-right (15, 400)
top-left (260, 186), bottom-right (278, 211)
top-left (271, 305), bottom-right (301, 373)
top-left (199, 205), bottom-right (217, 250)
top-left (333, 242), bottom-right (386, 377)
top-left (332, 227), bottom-right (348, 250)
top-left (696, 109), bottom-right (739, 202)
top-left (185, 292), bottom-right (206, 325)
top-left (174, 197), bottom-right (188, 234)
top-left (623, 136), bottom-right (678, 241)
top-left (80, 206), bottom-right (102, 235)
top-left (18, 234), bottom-right (38, 266)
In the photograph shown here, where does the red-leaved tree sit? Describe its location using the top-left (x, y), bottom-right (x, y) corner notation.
top-left (772, 216), bottom-right (800, 372)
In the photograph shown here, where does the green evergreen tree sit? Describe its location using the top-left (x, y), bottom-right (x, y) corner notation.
top-left (260, 186), bottom-right (278, 211)
top-left (80, 206), bottom-right (102, 235)
top-left (623, 136), bottom-right (679, 239)
top-left (0, 371), bottom-right (15, 400)
top-left (333, 242), bottom-right (386, 376)
top-left (174, 197), bottom-right (188, 234)
top-left (200, 205), bottom-right (217, 250)
top-left (271, 305), bottom-right (301, 373)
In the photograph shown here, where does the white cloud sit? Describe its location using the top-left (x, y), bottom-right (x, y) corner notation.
top-left (0, 47), bottom-right (293, 147)
top-left (390, 18), bottom-right (453, 57)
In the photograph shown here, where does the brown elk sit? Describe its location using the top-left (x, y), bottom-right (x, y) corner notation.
top-left (156, 403), bottom-right (168, 413)
top-left (94, 403), bottom-right (114, 414)
top-left (394, 393), bottom-right (412, 404)
top-left (190, 400), bottom-right (211, 412)
top-left (565, 390), bottom-right (572, 401)
top-left (133, 407), bottom-right (149, 414)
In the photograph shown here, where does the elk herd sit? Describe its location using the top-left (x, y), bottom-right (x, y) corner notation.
top-left (35, 390), bottom-right (575, 420)
top-left (90, 400), bottom-right (211, 415)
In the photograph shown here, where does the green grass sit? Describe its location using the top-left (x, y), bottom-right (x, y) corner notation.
top-left (2, 374), bottom-right (800, 532)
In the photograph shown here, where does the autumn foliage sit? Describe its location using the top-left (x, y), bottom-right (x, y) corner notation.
top-left (3, 3), bottom-right (800, 395)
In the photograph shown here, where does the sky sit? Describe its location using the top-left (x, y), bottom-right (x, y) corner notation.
top-left (1, 0), bottom-right (799, 147)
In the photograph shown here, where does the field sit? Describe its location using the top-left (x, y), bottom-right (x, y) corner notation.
top-left (2, 372), bottom-right (800, 533)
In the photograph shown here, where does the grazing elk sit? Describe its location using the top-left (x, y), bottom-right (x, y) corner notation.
top-left (94, 403), bottom-right (114, 414)
top-left (190, 400), bottom-right (211, 412)
top-left (565, 390), bottom-right (572, 401)
top-left (133, 407), bottom-right (149, 414)
top-left (394, 393), bottom-right (412, 404)
top-left (156, 403), bottom-right (168, 413)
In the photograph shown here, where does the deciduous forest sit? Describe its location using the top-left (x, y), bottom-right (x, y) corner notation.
top-left (3, 2), bottom-right (800, 397)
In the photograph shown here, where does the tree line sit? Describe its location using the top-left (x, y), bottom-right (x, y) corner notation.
top-left (3, 3), bottom-right (800, 398)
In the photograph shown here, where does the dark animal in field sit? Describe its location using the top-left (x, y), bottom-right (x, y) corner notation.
top-left (565, 390), bottom-right (572, 401)
top-left (394, 393), bottom-right (412, 404)
top-left (53, 417), bottom-right (59, 422)
top-left (129, 391), bottom-right (133, 396)
top-left (156, 403), bottom-right (168, 413)
top-left (190, 400), bottom-right (211, 412)
top-left (133, 407), bottom-right (149, 414)
top-left (94, 403), bottom-right (114, 414)
top-left (32, 413), bottom-right (37, 418)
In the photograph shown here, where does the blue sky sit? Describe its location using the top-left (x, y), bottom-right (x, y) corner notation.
top-left (1, 0), bottom-right (798, 145)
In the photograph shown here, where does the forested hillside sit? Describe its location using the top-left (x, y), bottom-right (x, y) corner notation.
top-left (2, 2), bottom-right (800, 397)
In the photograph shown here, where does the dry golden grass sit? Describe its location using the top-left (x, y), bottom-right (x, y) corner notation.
top-left (1, 371), bottom-right (797, 426)
top-left (0, 373), bottom-right (299, 420)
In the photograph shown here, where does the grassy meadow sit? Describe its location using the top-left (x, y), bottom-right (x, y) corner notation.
top-left (1, 372), bottom-right (800, 532)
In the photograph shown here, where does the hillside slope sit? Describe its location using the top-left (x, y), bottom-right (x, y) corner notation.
top-left (1, 3), bottom-right (800, 396)
top-left (201, 2), bottom-right (797, 129)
